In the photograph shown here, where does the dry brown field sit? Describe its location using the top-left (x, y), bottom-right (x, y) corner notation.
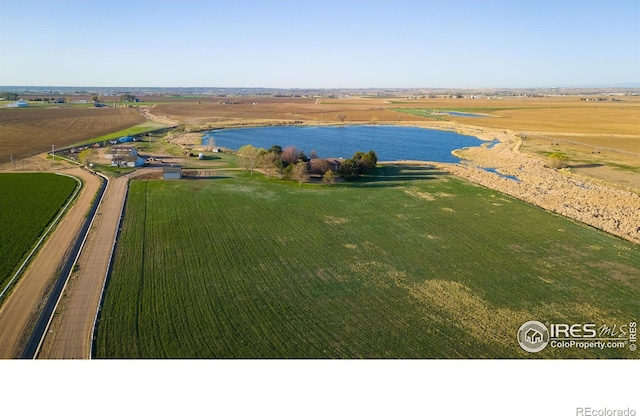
top-left (0, 107), bottom-right (146, 160)
top-left (149, 95), bottom-right (640, 190)
top-left (149, 96), bottom-right (424, 127)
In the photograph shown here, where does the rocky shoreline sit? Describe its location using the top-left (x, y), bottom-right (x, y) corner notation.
top-left (424, 130), bottom-right (640, 245)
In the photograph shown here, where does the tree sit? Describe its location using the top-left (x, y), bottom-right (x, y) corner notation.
top-left (237, 144), bottom-right (264, 174)
top-left (259, 150), bottom-right (283, 178)
top-left (354, 150), bottom-right (378, 173)
top-left (268, 145), bottom-right (283, 156)
top-left (91, 95), bottom-right (101, 103)
top-left (309, 149), bottom-right (319, 160)
top-left (291, 161), bottom-right (309, 185)
top-left (322, 170), bottom-right (336, 184)
top-left (338, 158), bottom-right (360, 180)
top-left (336, 114), bottom-right (347, 122)
top-left (120, 93), bottom-right (136, 102)
top-left (281, 146), bottom-right (300, 165)
top-left (0, 92), bottom-right (19, 101)
top-left (309, 158), bottom-right (332, 175)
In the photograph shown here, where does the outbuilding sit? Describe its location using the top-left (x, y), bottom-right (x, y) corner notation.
top-left (117, 136), bottom-right (135, 143)
top-left (6, 100), bottom-right (28, 108)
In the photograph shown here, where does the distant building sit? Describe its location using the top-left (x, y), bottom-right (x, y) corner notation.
top-left (163, 166), bottom-right (182, 180)
top-left (111, 155), bottom-right (145, 168)
top-left (117, 136), bottom-right (135, 143)
top-left (106, 145), bottom-right (143, 167)
top-left (104, 146), bottom-right (138, 159)
top-left (6, 100), bottom-right (28, 108)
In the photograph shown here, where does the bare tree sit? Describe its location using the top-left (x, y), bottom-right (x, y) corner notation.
top-left (291, 161), bottom-right (309, 185)
top-left (237, 144), bottom-right (264, 174)
top-left (336, 114), bottom-right (347, 122)
top-left (309, 158), bottom-right (332, 175)
top-left (259, 150), bottom-right (282, 178)
top-left (281, 146), bottom-right (300, 165)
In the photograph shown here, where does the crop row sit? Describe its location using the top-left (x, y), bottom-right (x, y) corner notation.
top-left (0, 173), bottom-right (77, 292)
top-left (96, 168), bottom-right (640, 358)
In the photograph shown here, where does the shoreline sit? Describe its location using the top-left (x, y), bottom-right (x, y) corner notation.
top-left (168, 116), bottom-right (640, 245)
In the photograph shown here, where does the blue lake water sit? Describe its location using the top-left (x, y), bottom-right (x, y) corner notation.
top-left (481, 167), bottom-right (520, 182)
top-left (203, 125), bottom-right (485, 163)
top-left (441, 111), bottom-right (487, 118)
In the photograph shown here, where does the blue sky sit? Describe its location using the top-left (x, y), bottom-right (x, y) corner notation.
top-left (0, 0), bottom-right (638, 88)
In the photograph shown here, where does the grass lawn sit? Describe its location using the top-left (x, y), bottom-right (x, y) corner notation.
top-left (0, 173), bottom-right (78, 294)
top-left (96, 165), bottom-right (639, 358)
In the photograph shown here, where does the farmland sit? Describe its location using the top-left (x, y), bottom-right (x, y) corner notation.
top-left (0, 107), bottom-right (146, 160)
top-left (0, 173), bottom-right (77, 294)
top-left (95, 166), bottom-right (639, 358)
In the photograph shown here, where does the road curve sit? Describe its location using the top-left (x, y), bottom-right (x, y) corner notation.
top-left (38, 169), bottom-right (157, 359)
top-left (0, 168), bottom-right (101, 358)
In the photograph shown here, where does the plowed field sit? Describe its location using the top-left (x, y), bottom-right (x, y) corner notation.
top-left (0, 107), bottom-right (146, 159)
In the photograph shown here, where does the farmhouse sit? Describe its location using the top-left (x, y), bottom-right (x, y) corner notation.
top-left (163, 166), bottom-right (182, 180)
top-left (325, 157), bottom-right (344, 172)
top-left (105, 145), bottom-right (144, 167)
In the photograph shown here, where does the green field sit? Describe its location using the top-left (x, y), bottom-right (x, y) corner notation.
top-left (96, 166), bottom-right (639, 358)
top-left (75, 120), bottom-right (171, 146)
top-left (0, 173), bottom-right (78, 294)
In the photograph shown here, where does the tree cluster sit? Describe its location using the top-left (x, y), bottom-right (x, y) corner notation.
top-left (338, 151), bottom-right (378, 180)
top-left (0, 92), bottom-right (19, 101)
top-left (120, 94), bottom-right (137, 102)
top-left (236, 144), bottom-right (377, 184)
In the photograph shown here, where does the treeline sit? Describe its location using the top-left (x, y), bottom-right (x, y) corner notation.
top-left (0, 92), bottom-right (19, 101)
top-left (237, 144), bottom-right (377, 184)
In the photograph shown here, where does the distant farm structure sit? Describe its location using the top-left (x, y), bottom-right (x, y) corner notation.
top-left (104, 146), bottom-right (144, 167)
top-left (5, 100), bottom-right (28, 108)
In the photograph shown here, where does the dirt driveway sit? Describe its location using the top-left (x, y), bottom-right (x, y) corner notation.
top-left (38, 169), bottom-right (159, 359)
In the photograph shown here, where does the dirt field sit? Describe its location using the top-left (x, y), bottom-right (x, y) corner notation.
top-left (0, 166), bottom-right (101, 358)
top-left (0, 107), bottom-right (146, 160)
top-left (149, 96), bottom-right (424, 128)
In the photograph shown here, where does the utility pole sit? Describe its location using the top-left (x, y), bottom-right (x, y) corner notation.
top-left (51, 144), bottom-right (55, 166)
top-left (10, 155), bottom-right (14, 170)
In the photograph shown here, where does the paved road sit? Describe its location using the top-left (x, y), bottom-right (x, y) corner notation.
top-left (0, 168), bottom-right (101, 358)
top-left (38, 169), bottom-right (156, 359)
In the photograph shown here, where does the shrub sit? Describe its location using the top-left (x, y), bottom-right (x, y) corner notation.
top-left (548, 152), bottom-right (569, 169)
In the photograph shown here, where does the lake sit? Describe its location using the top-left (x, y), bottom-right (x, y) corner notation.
top-left (203, 125), bottom-right (484, 163)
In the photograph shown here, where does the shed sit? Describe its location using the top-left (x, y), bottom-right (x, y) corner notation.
top-left (163, 166), bottom-right (182, 180)
top-left (111, 155), bottom-right (145, 168)
top-left (117, 136), bottom-right (135, 143)
top-left (6, 100), bottom-right (28, 108)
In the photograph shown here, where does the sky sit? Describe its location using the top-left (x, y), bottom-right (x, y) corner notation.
top-left (0, 0), bottom-right (639, 88)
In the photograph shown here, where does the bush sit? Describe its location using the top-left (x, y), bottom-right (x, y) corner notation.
top-left (548, 152), bottom-right (569, 169)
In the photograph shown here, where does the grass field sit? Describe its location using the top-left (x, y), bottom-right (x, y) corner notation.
top-left (95, 166), bottom-right (639, 358)
top-left (0, 107), bottom-right (146, 160)
top-left (74, 120), bottom-right (171, 146)
top-left (0, 173), bottom-right (77, 293)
